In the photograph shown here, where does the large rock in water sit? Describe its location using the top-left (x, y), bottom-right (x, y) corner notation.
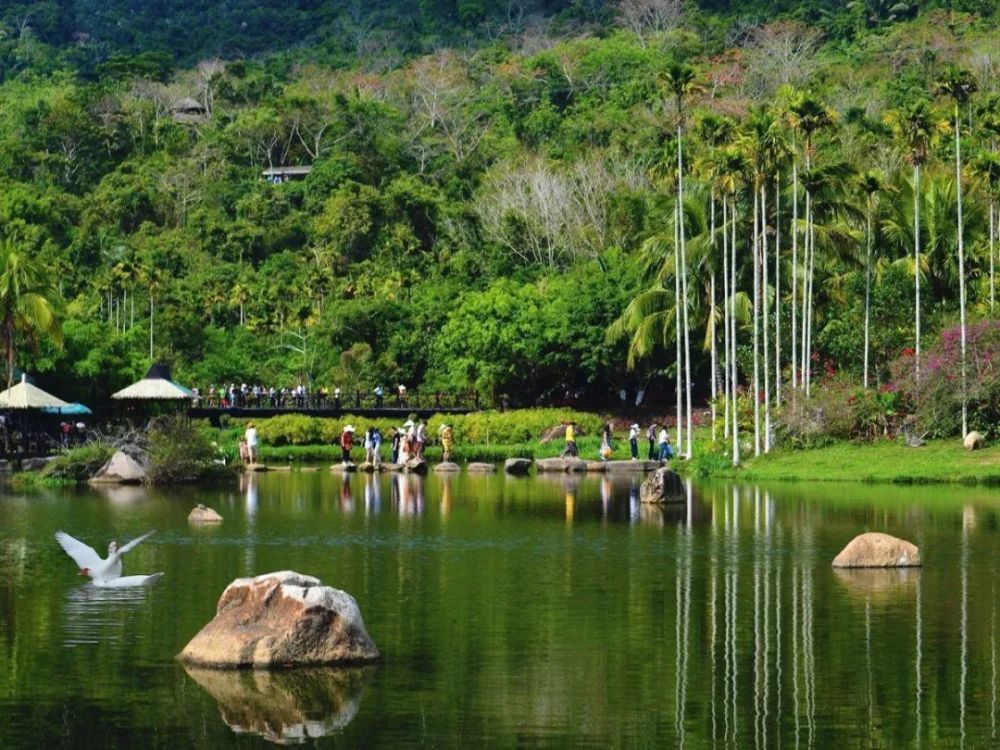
top-left (504, 458), bottom-right (532, 475)
top-left (89, 450), bottom-right (148, 484)
top-left (433, 461), bottom-right (461, 474)
top-left (831, 533), bottom-right (921, 568)
top-left (178, 571), bottom-right (380, 668)
top-left (964, 431), bottom-right (986, 451)
top-left (640, 467), bottom-right (684, 503)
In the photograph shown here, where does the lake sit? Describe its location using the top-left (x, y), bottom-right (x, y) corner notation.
top-left (1, 469), bottom-right (998, 748)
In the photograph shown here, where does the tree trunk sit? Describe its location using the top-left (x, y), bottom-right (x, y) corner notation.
top-left (864, 199), bottom-right (872, 389)
top-left (791, 157), bottom-right (799, 391)
top-left (677, 123), bottom-right (692, 459)
top-left (722, 196), bottom-right (730, 440)
top-left (955, 103), bottom-right (968, 438)
top-left (731, 199), bottom-right (740, 466)
top-left (752, 184), bottom-right (761, 457)
top-left (674, 199), bottom-right (683, 451)
top-left (914, 163), bottom-right (921, 381)
top-left (990, 200), bottom-right (995, 315)
top-left (775, 175), bottom-right (782, 406)
top-left (762, 183), bottom-right (771, 453)
top-left (710, 190), bottom-right (717, 443)
top-left (149, 293), bottom-right (154, 359)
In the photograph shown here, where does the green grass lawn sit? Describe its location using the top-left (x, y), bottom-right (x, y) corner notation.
top-left (715, 439), bottom-right (1000, 484)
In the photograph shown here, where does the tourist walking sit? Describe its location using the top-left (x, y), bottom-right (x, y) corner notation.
top-left (334, 386), bottom-right (341, 410)
top-left (244, 422), bottom-right (259, 464)
top-left (600, 422), bottom-right (613, 461)
top-left (646, 423), bottom-right (657, 460)
top-left (340, 425), bottom-right (355, 464)
top-left (562, 421), bottom-right (578, 457)
top-left (629, 423), bottom-right (640, 461)
top-left (390, 427), bottom-right (402, 464)
top-left (374, 384), bottom-right (384, 407)
top-left (658, 426), bottom-right (673, 462)
top-left (415, 420), bottom-right (427, 459)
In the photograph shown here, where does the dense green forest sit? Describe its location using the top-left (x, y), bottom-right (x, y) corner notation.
top-left (4, 0), bottom-right (1000, 460)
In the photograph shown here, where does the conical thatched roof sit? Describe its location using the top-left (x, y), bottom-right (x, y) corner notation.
top-left (0, 374), bottom-right (71, 409)
top-left (112, 363), bottom-right (194, 401)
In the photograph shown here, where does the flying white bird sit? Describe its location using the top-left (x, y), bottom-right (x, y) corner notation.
top-left (55, 529), bottom-right (163, 587)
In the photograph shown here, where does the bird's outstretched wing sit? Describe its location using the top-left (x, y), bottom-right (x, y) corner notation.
top-left (96, 573), bottom-right (164, 588)
top-left (117, 529), bottom-right (157, 556)
top-left (55, 531), bottom-right (103, 570)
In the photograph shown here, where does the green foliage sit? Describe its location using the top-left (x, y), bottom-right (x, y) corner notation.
top-left (146, 416), bottom-right (234, 484)
top-left (42, 442), bottom-right (115, 481)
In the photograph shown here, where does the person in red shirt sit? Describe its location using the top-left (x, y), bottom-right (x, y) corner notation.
top-left (340, 425), bottom-right (355, 464)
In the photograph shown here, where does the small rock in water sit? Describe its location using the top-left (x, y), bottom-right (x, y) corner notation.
top-left (404, 458), bottom-right (428, 475)
top-left (831, 532), bottom-right (921, 568)
top-left (466, 462), bottom-right (497, 473)
top-left (433, 461), bottom-right (461, 473)
top-left (178, 571), bottom-right (380, 668)
top-left (189, 504), bottom-right (224, 523)
top-left (504, 458), bottom-right (532, 475)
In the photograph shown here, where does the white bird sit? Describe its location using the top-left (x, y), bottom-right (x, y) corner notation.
top-left (55, 529), bottom-right (163, 587)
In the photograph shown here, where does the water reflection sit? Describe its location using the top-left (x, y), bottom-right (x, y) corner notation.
top-left (62, 584), bottom-right (155, 647)
top-left (184, 666), bottom-right (374, 745)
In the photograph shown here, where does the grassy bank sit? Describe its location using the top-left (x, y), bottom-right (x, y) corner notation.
top-left (707, 440), bottom-right (1000, 485)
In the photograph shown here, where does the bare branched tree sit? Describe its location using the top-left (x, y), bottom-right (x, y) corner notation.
top-left (739, 21), bottom-right (822, 98)
top-left (617, 0), bottom-right (687, 48)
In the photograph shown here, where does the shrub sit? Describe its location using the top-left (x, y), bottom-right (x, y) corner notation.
top-left (147, 417), bottom-right (234, 484)
top-left (42, 442), bottom-right (116, 481)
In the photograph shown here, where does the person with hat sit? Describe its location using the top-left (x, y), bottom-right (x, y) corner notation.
top-left (628, 423), bottom-right (640, 461)
top-left (245, 422), bottom-right (259, 464)
top-left (340, 425), bottom-right (355, 465)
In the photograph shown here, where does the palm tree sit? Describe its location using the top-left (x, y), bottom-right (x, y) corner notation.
top-left (972, 151), bottom-right (1000, 314)
top-left (0, 233), bottom-right (64, 391)
top-left (694, 112), bottom-right (735, 441)
top-left (935, 65), bottom-right (977, 438)
top-left (858, 171), bottom-right (886, 389)
top-left (789, 93), bottom-right (834, 395)
top-left (663, 60), bottom-right (702, 458)
top-left (886, 99), bottom-right (934, 380)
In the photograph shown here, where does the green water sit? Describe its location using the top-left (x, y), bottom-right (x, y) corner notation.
top-left (1, 470), bottom-right (999, 748)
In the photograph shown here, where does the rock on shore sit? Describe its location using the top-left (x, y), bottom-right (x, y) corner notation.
top-left (179, 571), bottom-right (380, 668)
top-left (964, 431), bottom-right (986, 451)
top-left (831, 533), bottom-right (921, 568)
top-left (90, 450), bottom-right (148, 484)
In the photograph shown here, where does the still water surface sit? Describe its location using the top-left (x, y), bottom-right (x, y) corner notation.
top-left (1, 470), bottom-right (999, 748)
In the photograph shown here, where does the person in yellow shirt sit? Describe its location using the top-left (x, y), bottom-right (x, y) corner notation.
top-left (562, 421), bottom-right (578, 457)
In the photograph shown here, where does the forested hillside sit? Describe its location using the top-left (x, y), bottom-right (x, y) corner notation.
top-left (3, 1), bottom-right (1000, 445)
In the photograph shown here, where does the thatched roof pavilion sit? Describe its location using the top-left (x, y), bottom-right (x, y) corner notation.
top-left (0, 374), bottom-right (71, 410)
top-left (112, 363), bottom-right (194, 401)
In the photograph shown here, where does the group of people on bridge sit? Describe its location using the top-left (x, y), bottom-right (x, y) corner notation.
top-left (196, 382), bottom-right (480, 411)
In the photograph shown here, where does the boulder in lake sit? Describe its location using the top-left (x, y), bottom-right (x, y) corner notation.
top-left (179, 571), bottom-right (380, 668)
top-left (466, 462), bottom-right (497, 474)
top-left (404, 458), bottom-right (428, 475)
top-left (831, 532), bottom-right (921, 568)
top-left (330, 463), bottom-right (356, 473)
top-left (247, 463), bottom-right (270, 473)
top-left (189, 504), bottom-right (224, 523)
top-left (964, 431), bottom-right (986, 451)
top-left (433, 461), bottom-right (461, 474)
top-left (504, 458), bottom-right (532, 475)
top-left (89, 450), bottom-right (148, 484)
top-left (639, 467), bottom-right (684, 503)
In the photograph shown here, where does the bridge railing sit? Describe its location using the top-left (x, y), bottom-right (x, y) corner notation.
top-left (193, 389), bottom-right (486, 412)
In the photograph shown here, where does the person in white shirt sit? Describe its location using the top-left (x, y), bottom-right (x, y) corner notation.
top-left (245, 422), bottom-right (259, 464)
top-left (658, 427), bottom-right (672, 462)
top-left (628, 423), bottom-right (640, 460)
